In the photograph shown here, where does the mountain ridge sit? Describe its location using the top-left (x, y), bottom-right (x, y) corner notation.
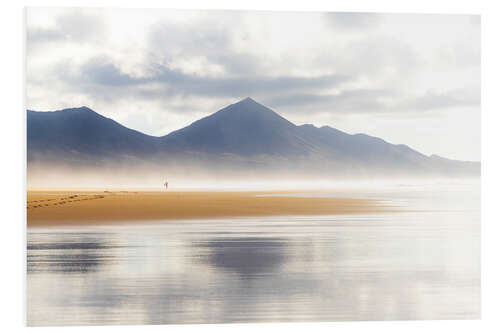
top-left (27, 98), bottom-right (480, 177)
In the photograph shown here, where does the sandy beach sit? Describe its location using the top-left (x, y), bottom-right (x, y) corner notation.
top-left (27, 190), bottom-right (389, 227)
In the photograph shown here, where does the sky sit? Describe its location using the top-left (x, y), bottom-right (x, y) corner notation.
top-left (26, 8), bottom-right (481, 161)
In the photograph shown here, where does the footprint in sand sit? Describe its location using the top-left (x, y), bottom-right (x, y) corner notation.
top-left (28, 194), bottom-right (106, 210)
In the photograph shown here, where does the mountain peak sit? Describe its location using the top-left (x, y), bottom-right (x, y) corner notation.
top-left (217, 97), bottom-right (294, 126)
top-left (164, 97), bottom-right (300, 155)
top-left (74, 106), bottom-right (93, 111)
top-left (240, 96), bottom-right (257, 103)
top-left (62, 106), bottom-right (96, 114)
top-left (231, 97), bottom-right (264, 108)
top-left (28, 106), bottom-right (95, 114)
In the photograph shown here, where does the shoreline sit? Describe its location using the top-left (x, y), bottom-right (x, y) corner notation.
top-left (27, 190), bottom-right (393, 227)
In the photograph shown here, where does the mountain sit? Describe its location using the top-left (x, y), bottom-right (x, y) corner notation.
top-left (163, 98), bottom-right (426, 162)
top-left (160, 98), bottom-right (465, 175)
top-left (28, 107), bottom-right (165, 163)
top-left (27, 98), bottom-right (480, 177)
top-left (163, 97), bottom-right (310, 156)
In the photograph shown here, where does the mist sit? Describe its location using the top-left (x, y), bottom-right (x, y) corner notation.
top-left (27, 160), bottom-right (480, 191)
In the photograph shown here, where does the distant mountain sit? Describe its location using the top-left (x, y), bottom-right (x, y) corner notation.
top-left (28, 107), bottom-right (164, 163)
top-left (163, 98), bottom-right (308, 156)
top-left (27, 98), bottom-right (480, 177)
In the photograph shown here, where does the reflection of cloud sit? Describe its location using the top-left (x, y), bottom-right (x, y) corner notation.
top-left (197, 237), bottom-right (287, 279)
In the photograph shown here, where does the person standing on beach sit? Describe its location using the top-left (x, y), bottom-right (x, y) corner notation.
top-left (164, 180), bottom-right (168, 190)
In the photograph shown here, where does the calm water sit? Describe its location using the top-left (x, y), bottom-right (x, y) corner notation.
top-left (27, 181), bottom-right (480, 326)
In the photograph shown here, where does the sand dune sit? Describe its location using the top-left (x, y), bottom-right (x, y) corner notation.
top-left (27, 190), bottom-right (390, 227)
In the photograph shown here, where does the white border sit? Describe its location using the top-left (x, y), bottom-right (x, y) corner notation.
top-left (2, 0), bottom-right (499, 332)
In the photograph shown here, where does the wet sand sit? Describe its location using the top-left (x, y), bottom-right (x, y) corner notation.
top-left (27, 190), bottom-right (389, 227)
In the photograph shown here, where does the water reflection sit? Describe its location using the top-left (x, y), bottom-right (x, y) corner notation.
top-left (27, 183), bottom-right (481, 326)
top-left (27, 236), bottom-right (116, 274)
top-left (197, 237), bottom-right (287, 278)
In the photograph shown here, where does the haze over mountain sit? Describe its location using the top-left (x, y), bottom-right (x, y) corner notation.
top-left (27, 98), bottom-right (479, 184)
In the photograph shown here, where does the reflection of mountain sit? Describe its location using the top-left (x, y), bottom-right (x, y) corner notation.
top-left (27, 98), bottom-right (480, 177)
top-left (198, 237), bottom-right (287, 278)
top-left (27, 237), bottom-right (118, 274)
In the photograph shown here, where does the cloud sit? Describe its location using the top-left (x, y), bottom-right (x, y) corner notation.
top-left (28, 9), bottom-right (477, 115)
top-left (264, 87), bottom-right (480, 115)
top-left (27, 10), bottom-right (107, 48)
top-left (407, 89), bottom-right (480, 111)
top-left (147, 19), bottom-right (265, 76)
top-left (323, 12), bottom-right (382, 31)
top-left (27, 28), bottom-right (66, 44)
top-left (53, 10), bottom-right (107, 42)
top-left (469, 15), bottom-right (481, 27)
top-left (79, 57), bottom-right (146, 87)
top-left (55, 56), bottom-right (350, 105)
top-left (263, 89), bottom-right (392, 113)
